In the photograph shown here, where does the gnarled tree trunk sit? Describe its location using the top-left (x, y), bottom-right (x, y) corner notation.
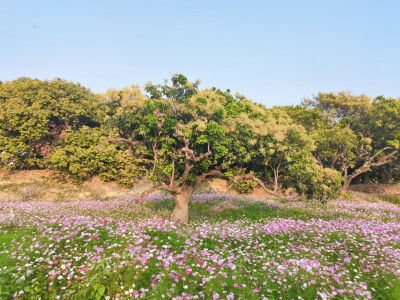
top-left (341, 148), bottom-right (398, 190)
top-left (170, 185), bottom-right (194, 223)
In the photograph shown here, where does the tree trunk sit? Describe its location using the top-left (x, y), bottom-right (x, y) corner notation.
top-left (342, 165), bottom-right (369, 190)
top-left (341, 147), bottom-right (398, 190)
top-left (273, 169), bottom-right (279, 192)
top-left (170, 186), bottom-right (194, 223)
top-left (342, 176), bottom-right (353, 190)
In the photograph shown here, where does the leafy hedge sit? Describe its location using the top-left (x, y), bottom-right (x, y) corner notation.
top-left (47, 127), bottom-right (146, 186)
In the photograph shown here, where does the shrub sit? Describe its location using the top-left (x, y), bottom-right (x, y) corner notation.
top-left (99, 150), bottom-right (146, 188)
top-left (284, 163), bottom-right (343, 202)
top-left (47, 127), bottom-right (146, 185)
top-left (232, 179), bottom-right (258, 194)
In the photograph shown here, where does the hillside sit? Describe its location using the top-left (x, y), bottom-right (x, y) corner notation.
top-left (1, 170), bottom-right (399, 203)
top-left (0, 170), bottom-right (279, 202)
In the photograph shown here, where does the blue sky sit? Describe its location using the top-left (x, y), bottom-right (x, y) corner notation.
top-left (1, 0), bottom-right (399, 107)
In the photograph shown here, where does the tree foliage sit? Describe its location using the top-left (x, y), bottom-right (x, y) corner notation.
top-left (299, 92), bottom-right (399, 189)
top-left (0, 78), bottom-right (98, 169)
top-left (48, 127), bottom-right (146, 185)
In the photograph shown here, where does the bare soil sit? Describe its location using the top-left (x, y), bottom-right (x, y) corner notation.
top-left (0, 170), bottom-right (155, 202)
top-left (349, 183), bottom-right (400, 195)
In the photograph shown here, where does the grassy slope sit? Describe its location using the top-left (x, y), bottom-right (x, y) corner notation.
top-left (0, 170), bottom-right (140, 202)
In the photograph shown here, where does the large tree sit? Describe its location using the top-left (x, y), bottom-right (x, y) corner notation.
top-left (108, 75), bottom-right (286, 222)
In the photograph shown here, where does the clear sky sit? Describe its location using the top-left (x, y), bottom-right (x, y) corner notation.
top-left (1, 0), bottom-right (400, 107)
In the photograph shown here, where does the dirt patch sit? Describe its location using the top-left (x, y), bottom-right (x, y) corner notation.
top-left (349, 183), bottom-right (400, 195)
top-left (0, 170), bottom-right (53, 183)
top-left (200, 178), bottom-right (282, 197)
top-left (201, 178), bottom-right (236, 194)
top-left (0, 171), bottom-right (284, 202)
top-left (0, 170), bottom-right (158, 202)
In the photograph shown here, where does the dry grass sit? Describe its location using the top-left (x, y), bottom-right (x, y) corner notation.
top-left (0, 170), bottom-right (141, 202)
top-left (349, 183), bottom-right (400, 195)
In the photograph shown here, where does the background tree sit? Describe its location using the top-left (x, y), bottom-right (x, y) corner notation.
top-left (302, 91), bottom-right (371, 125)
top-left (299, 92), bottom-right (399, 189)
top-left (0, 78), bottom-right (98, 169)
top-left (258, 108), bottom-right (315, 192)
top-left (1, 75), bottom-right (398, 205)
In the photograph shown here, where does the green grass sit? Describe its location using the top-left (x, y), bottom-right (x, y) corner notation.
top-left (0, 227), bottom-right (33, 268)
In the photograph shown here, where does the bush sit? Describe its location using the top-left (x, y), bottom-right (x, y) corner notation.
top-left (284, 163), bottom-right (343, 202)
top-left (0, 152), bottom-right (12, 170)
top-left (99, 150), bottom-right (146, 188)
top-left (47, 127), bottom-right (146, 185)
top-left (232, 179), bottom-right (258, 194)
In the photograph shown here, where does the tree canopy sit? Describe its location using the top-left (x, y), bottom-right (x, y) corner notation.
top-left (0, 78), bottom-right (98, 169)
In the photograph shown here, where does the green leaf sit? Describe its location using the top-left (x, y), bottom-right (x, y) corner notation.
top-left (197, 98), bottom-right (207, 104)
top-left (187, 173), bottom-right (196, 182)
top-left (98, 285), bottom-right (106, 296)
top-left (95, 263), bottom-right (103, 271)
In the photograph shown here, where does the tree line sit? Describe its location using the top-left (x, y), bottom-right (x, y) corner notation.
top-left (0, 75), bottom-right (399, 221)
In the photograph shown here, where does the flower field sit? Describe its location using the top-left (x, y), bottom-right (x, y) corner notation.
top-left (1, 194), bottom-right (400, 299)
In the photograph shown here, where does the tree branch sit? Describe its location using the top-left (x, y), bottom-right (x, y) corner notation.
top-left (170, 158), bottom-right (175, 187)
top-left (194, 169), bottom-right (225, 190)
top-left (136, 184), bottom-right (179, 203)
top-left (175, 129), bottom-right (212, 162)
top-left (108, 137), bottom-right (149, 159)
top-left (342, 147), bottom-right (399, 190)
top-left (179, 160), bottom-right (193, 184)
top-left (330, 148), bottom-right (339, 169)
top-left (369, 147), bottom-right (398, 166)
